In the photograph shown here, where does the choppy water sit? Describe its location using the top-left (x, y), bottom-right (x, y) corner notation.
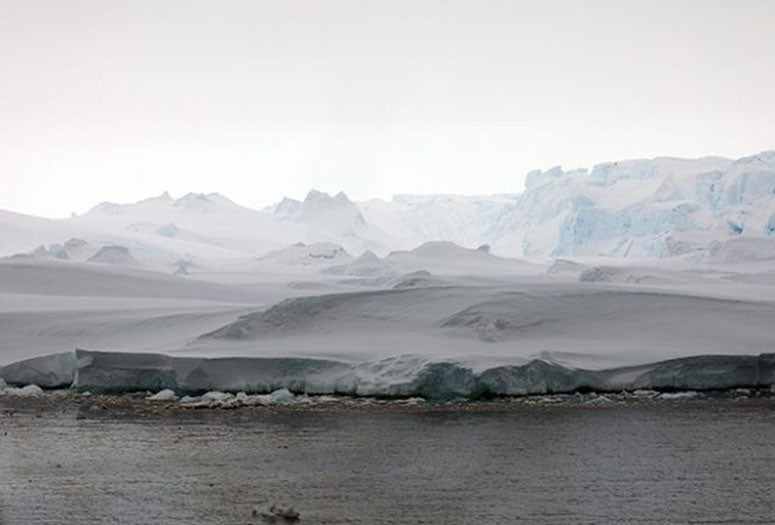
top-left (1, 400), bottom-right (774, 524)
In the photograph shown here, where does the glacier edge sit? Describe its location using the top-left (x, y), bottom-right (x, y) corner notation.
top-left (1, 349), bottom-right (774, 400)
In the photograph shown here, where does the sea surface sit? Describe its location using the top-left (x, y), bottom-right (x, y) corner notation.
top-left (0, 398), bottom-right (773, 524)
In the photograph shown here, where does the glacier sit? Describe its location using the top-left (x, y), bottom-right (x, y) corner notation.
top-left (359, 151), bottom-right (775, 259)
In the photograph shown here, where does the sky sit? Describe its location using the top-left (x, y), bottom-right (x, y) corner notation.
top-left (1, 0), bottom-right (774, 218)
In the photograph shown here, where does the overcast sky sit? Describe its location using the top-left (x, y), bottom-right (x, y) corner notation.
top-left (1, 0), bottom-right (774, 217)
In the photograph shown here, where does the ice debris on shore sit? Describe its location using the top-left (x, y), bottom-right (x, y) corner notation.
top-left (658, 391), bottom-right (699, 401)
top-left (177, 388), bottom-right (300, 409)
top-left (146, 389), bottom-right (177, 401)
top-left (3, 349), bottom-right (775, 402)
top-left (0, 383), bottom-right (44, 397)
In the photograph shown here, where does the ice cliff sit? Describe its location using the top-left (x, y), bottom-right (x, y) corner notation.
top-left (2, 350), bottom-right (774, 400)
top-left (360, 151), bottom-right (775, 259)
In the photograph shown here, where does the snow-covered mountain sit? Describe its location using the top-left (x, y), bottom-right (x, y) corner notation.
top-left (272, 190), bottom-right (364, 226)
top-left (268, 190), bottom-right (392, 254)
top-left (76, 191), bottom-right (291, 249)
top-left (1, 190), bottom-right (392, 267)
top-left (1, 151), bottom-right (774, 266)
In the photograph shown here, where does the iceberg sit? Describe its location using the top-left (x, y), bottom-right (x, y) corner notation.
top-left (146, 388), bottom-right (177, 401)
top-left (1, 384), bottom-right (44, 397)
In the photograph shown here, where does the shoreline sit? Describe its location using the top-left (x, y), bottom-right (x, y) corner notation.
top-left (3, 386), bottom-right (774, 416)
top-left (4, 349), bottom-right (775, 401)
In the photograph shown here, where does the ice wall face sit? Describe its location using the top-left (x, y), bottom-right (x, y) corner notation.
top-left (3, 350), bottom-right (774, 399)
top-left (498, 152), bottom-right (775, 258)
top-left (473, 154), bottom-right (756, 257)
top-left (357, 152), bottom-right (775, 259)
top-left (0, 352), bottom-right (77, 388)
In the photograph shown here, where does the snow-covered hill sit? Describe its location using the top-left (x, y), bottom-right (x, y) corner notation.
top-left (68, 190), bottom-right (391, 264)
top-left (72, 191), bottom-right (299, 259)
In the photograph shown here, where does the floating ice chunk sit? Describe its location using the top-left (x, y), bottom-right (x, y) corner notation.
top-left (181, 398), bottom-right (213, 409)
top-left (20, 384), bottom-right (44, 396)
top-left (178, 391), bottom-right (284, 408)
top-left (147, 389), bottom-right (177, 401)
top-left (219, 398), bottom-right (242, 409)
top-left (528, 396), bottom-right (564, 404)
top-left (269, 388), bottom-right (297, 404)
top-left (201, 391), bottom-right (234, 403)
top-left (631, 389), bottom-right (658, 397)
top-left (397, 397), bottom-right (425, 405)
top-left (659, 391), bottom-right (699, 401)
top-left (238, 391), bottom-right (285, 405)
top-left (585, 395), bottom-right (614, 405)
top-left (239, 394), bottom-right (273, 406)
top-left (2, 384), bottom-right (44, 397)
top-left (312, 395), bottom-right (340, 404)
top-left (0, 378), bottom-right (6, 390)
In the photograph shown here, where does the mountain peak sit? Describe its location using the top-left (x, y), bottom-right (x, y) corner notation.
top-left (272, 197), bottom-right (303, 219)
top-left (173, 192), bottom-right (238, 211)
top-left (299, 190), bottom-right (364, 227)
top-left (302, 189), bottom-right (353, 202)
top-left (176, 192), bottom-right (211, 203)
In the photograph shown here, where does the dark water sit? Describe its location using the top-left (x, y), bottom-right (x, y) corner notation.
top-left (1, 401), bottom-right (774, 524)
